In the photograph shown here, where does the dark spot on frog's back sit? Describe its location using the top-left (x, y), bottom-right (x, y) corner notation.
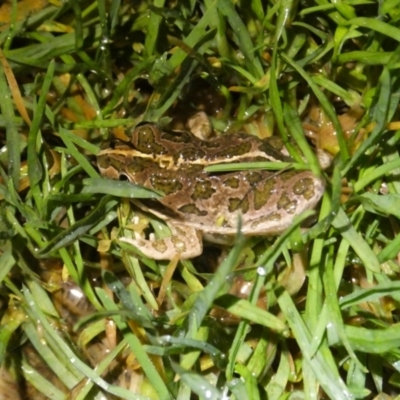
top-left (223, 176), bottom-right (239, 189)
top-left (279, 170), bottom-right (299, 182)
top-left (160, 130), bottom-right (193, 144)
top-left (277, 193), bottom-right (298, 214)
top-left (293, 177), bottom-right (316, 200)
top-left (259, 141), bottom-right (290, 162)
top-left (191, 179), bottom-right (216, 200)
top-left (150, 174), bottom-right (183, 195)
top-left (97, 154), bottom-right (110, 170)
top-left (126, 157), bottom-right (159, 173)
top-left (245, 171), bottom-right (263, 185)
top-left (200, 140), bottom-right (220, 149)
top-left (152, 240), bottom-right (168, 253)
top-left (253, 178), bottom-right (276, 210)
top-left (228, 196), bottom-right (250, 213)
top-left (265, 136), bottom-right (285, 151)
top-left (131, 125), bottom-right (164, 154)
top-left (178, 204), bottom-right (208, 216)
top-left (215, 142), bottom-right (252, 158)
top-left (98, 154), bottom-right (127, 172)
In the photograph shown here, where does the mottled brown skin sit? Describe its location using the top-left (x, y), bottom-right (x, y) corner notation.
top-left (97, 124), bottom-right (325, 259)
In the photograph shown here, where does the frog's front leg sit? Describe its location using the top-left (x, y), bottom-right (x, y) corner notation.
top-left (120, 222), bottom-right (203, 260)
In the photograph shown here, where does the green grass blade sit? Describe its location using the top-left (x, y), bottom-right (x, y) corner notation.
top-left (346, 17), bottom-right (400, 42)
top-left (332, 208), bottom-right (380, 273)
top-left (23, 286), bottom-right (147, 400)
top-left (96, 288), bottom-right (173, 400)
top-left (186, 229), bottom-right (245, 334)
top-left (280, 52), bottom-right (349, 161)
top-left (278, 291), bottom-right (353, 400)
top-left (145, 0), bottom-right (166, 56)
top-left (27, 60), bottom-right (55, 207)
top-left (38, 196), bottom-right (118, 257)
top-left (0, 55), bottom-right (20, 187)
top-left (217, 0), bottom-right (263, 79)
top-left (344, 68), bottom-right (397, 175)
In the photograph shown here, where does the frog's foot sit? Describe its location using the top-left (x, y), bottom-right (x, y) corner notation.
top-left (120, 223), bottom-right (203, 260)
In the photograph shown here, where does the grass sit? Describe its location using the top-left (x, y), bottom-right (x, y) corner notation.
top-left (1, 0), bottom-right (400, 399)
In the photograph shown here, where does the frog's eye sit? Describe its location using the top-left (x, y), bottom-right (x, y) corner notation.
top-left (118, 172), bottom-right (131, 182)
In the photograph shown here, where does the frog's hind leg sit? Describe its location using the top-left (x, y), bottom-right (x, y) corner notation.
top-left (120, 223), bottom-right (203, 260)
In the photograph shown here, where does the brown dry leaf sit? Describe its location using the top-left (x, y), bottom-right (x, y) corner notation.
top-left (304, 105), bottom-right (365, 155)
top-left (73, 94), bottom-right (98, 121)
top-left (0, 158), bottom-right (30, 198)
top-left (279, 252), bottom-right (307, 296)
top-left (112, 126), bottom-right (131, 141)
top-left (0, 48), bottom-right (31, 126)
top-left (0, 366), bottom-right (23, 400)
top-left (47, 149), bottom-right (61, 178)
top-left (0, 0), bottom-right (49, 26)
top-left (52, 74), bottom-right (97, 139)
top-left (97, 239), bottom-right (111, 253)
top-left (157, 256), bottom-right (179, 306)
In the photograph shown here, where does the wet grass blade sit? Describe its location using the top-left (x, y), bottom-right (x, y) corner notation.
top-left (38, 196), bottom-right (118, 257)
top-left (217, 0), bottom-right (263, 79)
top-left (96, 288), bottom-right (173, 400)
top-left (0, 54), bottom-right (20, 187)
top-left (83, 178), bottom-right (162, 198)
top-left (281, 52), bottom-right (349, 161)
top-left (27, 60), bottom-right (55, 208)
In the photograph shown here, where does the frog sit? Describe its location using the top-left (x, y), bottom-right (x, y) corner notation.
top-left (97, 123), bottom-right (325, 259)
